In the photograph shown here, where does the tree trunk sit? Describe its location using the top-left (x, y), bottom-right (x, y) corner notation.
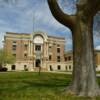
top-left (68, 14), bottom-right (100, 96)
top-left (47, 0), bottom-right (100, 97)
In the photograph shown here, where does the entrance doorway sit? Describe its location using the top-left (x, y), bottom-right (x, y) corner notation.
top-left (50, 65), bottom-right (53, 71)
top-left (35, 59), bottom-right (41, 67)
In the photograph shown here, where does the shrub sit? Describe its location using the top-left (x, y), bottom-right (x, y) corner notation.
top-left (0, 67), bottom-right (8, 72)
top-left (25, 68), bottom-right (28, 71)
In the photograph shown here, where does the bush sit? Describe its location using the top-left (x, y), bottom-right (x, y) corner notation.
top-left (25, 68), bottom-right (28, 71)
top-left (0, 67), bottom-right (8, 72)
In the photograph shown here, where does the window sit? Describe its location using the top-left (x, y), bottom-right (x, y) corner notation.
top-left (24, 44), bottom-right (28, 47)
top-left (57, 56), bottom-right (60, 62)
top-left (49, 46), bottom-right (51, 48)
top-left (57, 48), bottom-right (60, 53)
top-left (11, 65), bottom-right (16, 70)
top-left (49, 55), bottom-right (52, 61)
top-left (66, 66), bottom-right (68, 70)
top-left (69, 65), bottom-right (71, 70)
top-left (35, 45), bottom-right (41, 51)
top-left (12, 41), bottom-right (17, 46)
top-left (68, 56), bottom-right (71, 61)
top-left (57, 65), bottom-right (61, 70)
top-left (24, 53), bottom-right (27, 58)
top-left (13, 54), bottom-right (16, 57)
top-left (24, 65), bottom-right (27, 67)
top-left (24, 65), bottom-right (28, 71)
top-left (24, 44), bottom-right (28, 50)
top-left (65, 57), bottom-right (67, 61)
top-left (50, 65), bottom-right (53, 71)
top-left (13, 41), bottom-right (16, 44)
top-left (34, 36), bottom-right (43, 44)
top-left (12, 45), bottom-right (16, 50)
top-left (49, 46), bottom-right (52, 52)
top-left (57, 44), bottom-right (60, 47)
top-left (53, 43), bottom-right (56, 45)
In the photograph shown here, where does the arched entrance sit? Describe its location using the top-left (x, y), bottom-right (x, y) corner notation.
top-left (35, 59), bottom-right (41, 67)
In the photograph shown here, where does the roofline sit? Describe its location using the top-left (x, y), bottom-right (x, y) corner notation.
top-left (5, 32), bottom-right (65, 40)
top-left (48, 35), bottom-right (65, 39)
top-left (65, 49), bottom-right (100, 54)
top-left (6, 32), bottom-right (31, 35)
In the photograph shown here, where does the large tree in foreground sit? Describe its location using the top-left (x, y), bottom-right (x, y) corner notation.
top-left (48, 0), bottom-right (100, 96)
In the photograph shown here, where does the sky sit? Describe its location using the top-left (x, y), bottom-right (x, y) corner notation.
top-left (0, 0), bottom-right (100, 50)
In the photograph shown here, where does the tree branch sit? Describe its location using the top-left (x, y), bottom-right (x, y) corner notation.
top-left (82, 0), bottom-right (100, 17)
top-left (76, 0), bottom-right (100, 19)
top-left (47, 0), bottom-right (75, 29)
top-left (88, 0), bottom-right (100, 15)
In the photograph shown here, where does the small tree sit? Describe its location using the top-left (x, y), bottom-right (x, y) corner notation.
top-left (0, 49), bottom-right (15, 69)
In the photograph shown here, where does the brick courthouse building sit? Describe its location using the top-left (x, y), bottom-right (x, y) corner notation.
top-left (4, 32), bottom-right (100, 71)
top-left (4, 32), bottom-right (69, 71)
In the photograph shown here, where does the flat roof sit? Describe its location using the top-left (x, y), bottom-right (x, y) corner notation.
top-left (6, 32), bottom-right (31, 35)
top-left (5, 32), bottom-right (65, 40)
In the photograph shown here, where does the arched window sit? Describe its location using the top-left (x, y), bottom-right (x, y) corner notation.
top-left (33, 35), bottom-right (44, 44)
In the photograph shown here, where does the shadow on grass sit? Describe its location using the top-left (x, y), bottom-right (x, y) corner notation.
top-left (7, 77), bottom-right (70, 93)
top-left (0, 73), bottom-right (72, 93)
top-left (17, 78), bottom-right (70, 90)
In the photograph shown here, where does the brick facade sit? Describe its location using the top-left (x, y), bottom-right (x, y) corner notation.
top-left (4, 32), bottom-right (67, 71)
top-left (4, 32), bottom-right (100, 72)
top-left (64, 50), bottom-right (100, 71)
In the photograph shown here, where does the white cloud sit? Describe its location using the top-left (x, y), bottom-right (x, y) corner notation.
top-left (0, 0), bottom-right (73, 49)
top-left (0, 0), bottom-right (99, 51)
top-left (0, 32), bottom-right (5, 48)
top-left (95, 45), bottom-right (100, 50)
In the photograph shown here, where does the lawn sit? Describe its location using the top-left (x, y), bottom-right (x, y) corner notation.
top-left (0, 72), bottom-right (100, 100)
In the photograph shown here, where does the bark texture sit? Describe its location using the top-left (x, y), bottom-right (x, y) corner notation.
top-left (48, 0), bottom-right (100, 97)
top-left (71, 13), bottom-right (100, 96)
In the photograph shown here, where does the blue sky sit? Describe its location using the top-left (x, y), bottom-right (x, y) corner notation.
top-left (0, 0), bottom-right (100, 50)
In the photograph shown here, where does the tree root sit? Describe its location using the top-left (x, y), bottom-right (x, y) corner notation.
top-left (63, 85), bottom-right (100, 97)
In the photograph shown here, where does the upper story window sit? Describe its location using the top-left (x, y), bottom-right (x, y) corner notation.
top-left (24, 44), bottom-right (28, 47)
top-left (13, 41), bottom-right (16, 44)
top-left (13, 54), bottom-right (16, 57)
top-left (24, 44), bottom-right (28, 50)
top-left (68, 56), bottom-right (71, 60)
top-left (57, 48), bottom-right (60, 53)
top-left (57, 44), bottom-right (60, 47)
top-left (49, 55), bottom-right (52, 61)
top-left (12, 41), bottom-right (17, 46)
top-left (35, 45), bottom-right (41, 51)
top-left (49, 46), bottom-right (52, 52)
top-left (12, 41), bottom-right (17, 50)
top-left (33, 35), bottom-right (43, 44)
top-left (57, 56), bottom-right (61, 62)
top-left (12, 45), bottom-right (16, 50)
top-left (24, 53), bottom-right (27, 58)
top-left (65, 57), bottom-right (67, 61)
top-left (49, 46), bottom-right (51, 49)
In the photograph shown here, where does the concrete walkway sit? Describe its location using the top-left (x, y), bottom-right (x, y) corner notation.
top-left (49, 71), bottom-right (72, 74)
top-left (49, 71), bottom-right (100, 77)
top-left (1, 71), bottom-right (100, 77)
top-left (97, 74), bottom-right (100, 77)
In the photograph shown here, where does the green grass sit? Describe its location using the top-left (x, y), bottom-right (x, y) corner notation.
top-left (0, 72), bottom-right (100, 100)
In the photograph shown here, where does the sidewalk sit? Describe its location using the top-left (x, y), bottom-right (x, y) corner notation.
top-left (48, 71), bottom-right (100, 77)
